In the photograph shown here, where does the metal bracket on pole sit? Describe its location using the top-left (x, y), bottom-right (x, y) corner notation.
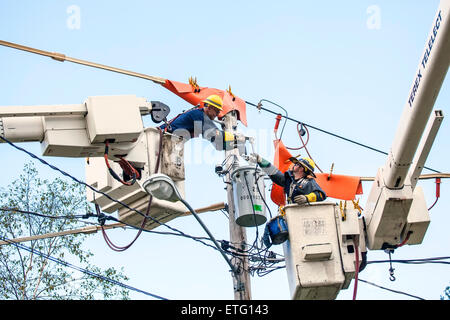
top-left (234, 281), bottom-right (246, 292)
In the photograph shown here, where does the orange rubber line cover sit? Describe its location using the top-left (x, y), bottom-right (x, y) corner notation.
top-left (269, 139), bottom-right (363, 206)
top-left (270, 139), bottom-right (293, 206)
top-left (315, 173), bottom-right (363, 201)
top-left (162, 79), bottom-right (248, 126)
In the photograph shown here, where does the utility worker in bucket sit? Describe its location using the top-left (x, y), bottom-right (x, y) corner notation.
top-left (160, 94), bottom-right (239, 151)
top-left (252, 154), bottom-right (326, 205)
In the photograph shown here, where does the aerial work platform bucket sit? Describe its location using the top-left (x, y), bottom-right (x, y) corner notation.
top-left (86, 127), bottom-right (187, 231)
top-left (283, 202), bottom-right (364, 300)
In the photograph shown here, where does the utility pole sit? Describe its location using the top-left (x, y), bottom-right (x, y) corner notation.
top-left (223, 111), bottom-right (251, 300)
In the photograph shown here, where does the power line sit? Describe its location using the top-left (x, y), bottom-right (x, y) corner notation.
top-left (367, 256), bottom-right (450, 265)
top-left (1, 205), bottom-right (285, 276)
top-left (357, 256), bottom-right (450, 299)
top-left (0, 206), bottom-right (217, 251)
top-left (246, 100), bottom-right (441, 173)
top-left (0, 39), bottom-right (440, 175)
top-left (2, 176), bottom-right (448, 292)
top-left (0, 235), bottom-right (168, 300)
top-left (0, 207), bottom-right (93, 221)
top-left (357, 278), bottom-right (425, 300)
top-left (1, 157), bottom-right (445, 299)
top-left (257, 99), bottom-right (289, 140)
top-left (0, 135), bottom-right (287, 276)
top-left (0, 134), bottom-right (220, 251)
top-left (1, 115), bottom-right (446, 298)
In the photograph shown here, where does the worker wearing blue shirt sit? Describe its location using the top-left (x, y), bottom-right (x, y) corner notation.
top-left (160, 95), bottom-right (236, 150)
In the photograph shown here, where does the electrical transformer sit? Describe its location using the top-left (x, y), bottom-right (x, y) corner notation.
top-left (231, 165), bottom-right (267, 227)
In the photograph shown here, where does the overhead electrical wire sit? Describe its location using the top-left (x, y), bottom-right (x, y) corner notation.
top-left (246, 100), bottom-right (441, 174)
top-left (99, 202), bottom-right (146, 252)
top-left (366, 256), bottom-right (450, 265)
top-left (1, 40), bottom-right (447, 299)
top-left (0, 206), bottom-right (216, 249)
top-left (1, 39), bottom-right (441, 174)
top-left (221, 239), bottom-right (285, 278)
top-left (0, 39), bottom-right (443, 174)
top-left (357, 278), bottom-right (425, 300)
top-left (1, 136), bottom-right (447, 291)
top-left (286, 122), bottom-right (324, 173)
top-left (0, 235), bottom-right (168, 300)
top-left (8, 204), bottom-right (445, 279)
top-left (257, 99), bottom-right (289, 140)
top-left (0, 207), bottom-right (94, 221)
top-left (0, 134), bottom-right (220, 252)
top-left (0, 174), bottom-right (248, 277)
top-left (2, 178), bottom-right (448, 294)
top-left (0, 40), bottom-right (167, 85)
top-left (11, 199), bottom-right (447, 288)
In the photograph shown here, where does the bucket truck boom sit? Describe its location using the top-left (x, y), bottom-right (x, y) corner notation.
top-left (365, 0), bottom-right (450, 250)
top-left (0, 95), bottom-right (188, 231)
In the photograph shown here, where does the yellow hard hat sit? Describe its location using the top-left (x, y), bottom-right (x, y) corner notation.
top-left (203, 94), bottom-right (223, 111)
top-left (289, 156), bottom-right (316, 177)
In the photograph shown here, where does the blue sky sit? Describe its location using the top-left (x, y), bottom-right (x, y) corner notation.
top-left (0, 1), bottom-right (449, 300)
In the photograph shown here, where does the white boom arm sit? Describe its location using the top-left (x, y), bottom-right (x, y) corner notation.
top-left (0, 95), bottom-right (189, 231)
top-left (0, 95), bottom-right (152, 163)
top-left (383, 2), bottom-right (450, 189)
top-left (365, 0), bottom-right (450, 250)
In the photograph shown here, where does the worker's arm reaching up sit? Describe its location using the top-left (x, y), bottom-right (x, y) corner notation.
top-left (252, 154), bottom-right (286, 187)
top-left (251, 153), bottom-right (326, 205)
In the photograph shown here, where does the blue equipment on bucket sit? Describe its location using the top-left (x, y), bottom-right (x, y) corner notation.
top-left (262, 215), bottom-right (289, 248)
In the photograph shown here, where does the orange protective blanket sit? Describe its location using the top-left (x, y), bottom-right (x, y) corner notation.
top-left (315, 173), bottom-right (363, 200)
top-left (270, 139), bottom-right (363, 206)
top-left (270, 140), bottom-right (292, 206)
top-left (162, 79), bottom-right (248, 126)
